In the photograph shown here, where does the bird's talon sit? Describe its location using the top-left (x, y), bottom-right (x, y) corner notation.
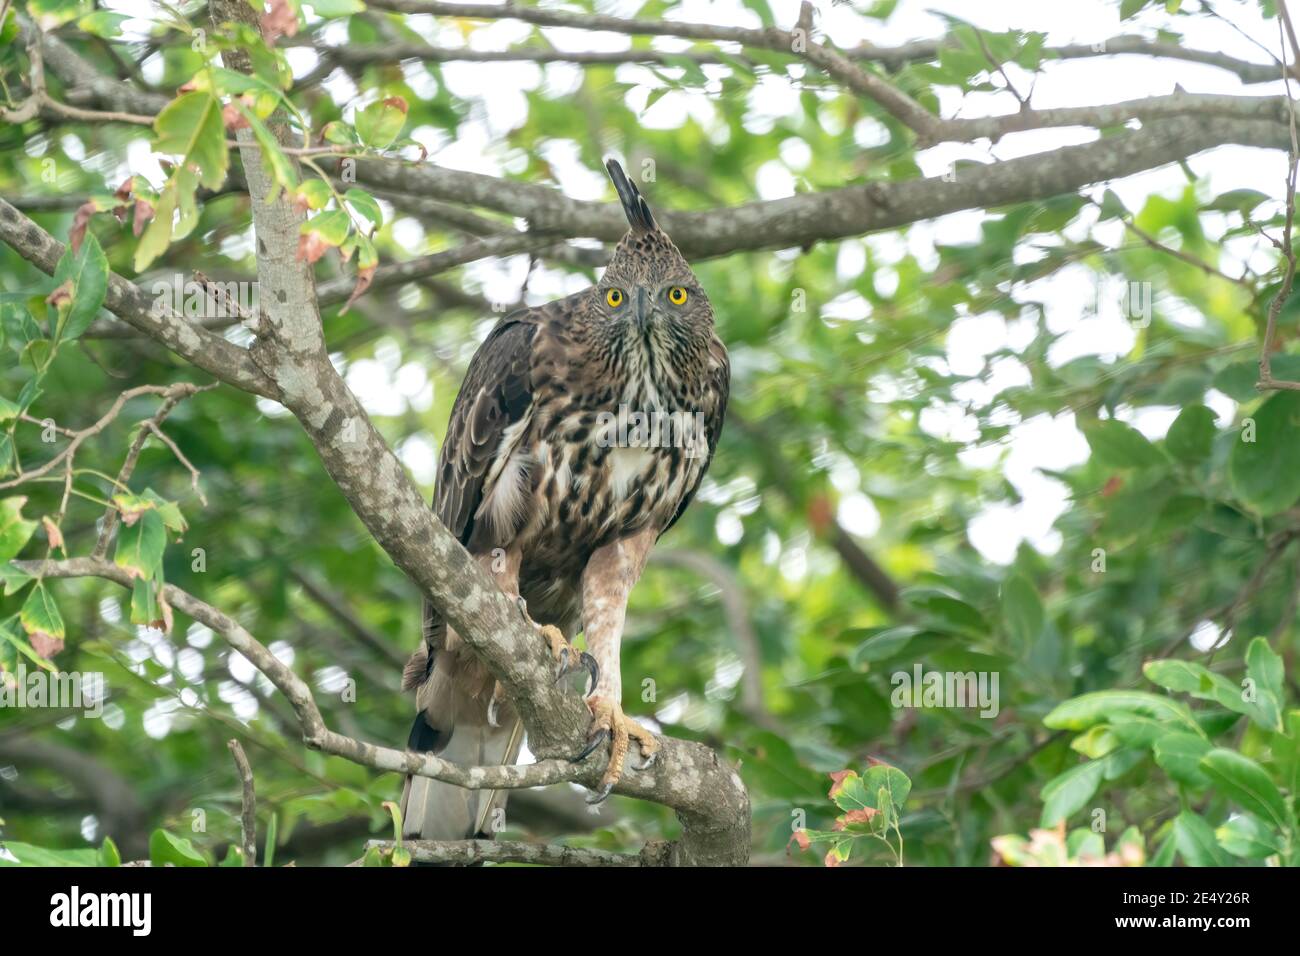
top-left (579, 696), bottom-right (658, 800)
top-left (573, 727), bottom-right (610, 763)
top-left (578, 651), bottom-right (599, 695)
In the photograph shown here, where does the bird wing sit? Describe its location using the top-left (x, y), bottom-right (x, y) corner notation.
top-left (434, 309), bottom-right (538, 546)
top-left (663, 333), bottom-right (730, 536)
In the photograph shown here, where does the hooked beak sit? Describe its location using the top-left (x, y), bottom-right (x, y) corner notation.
top-left (634, 286), bottom-right (650, 330)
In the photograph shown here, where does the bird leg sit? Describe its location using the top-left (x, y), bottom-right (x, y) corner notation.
top-left (575, 527), bottom-right (660, 803)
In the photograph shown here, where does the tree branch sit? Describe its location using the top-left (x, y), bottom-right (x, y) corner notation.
top-left (226, 740), bottom-right (257, 867)
top-left (363, 838), bottom-right (666, 866)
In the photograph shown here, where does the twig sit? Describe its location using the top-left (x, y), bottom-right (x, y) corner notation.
top-left (90, 382), bottom-right (214, 558)
top-left (227, 740), bottom-right (257, 867)
top-left (0, 383), bottom-right (204, 494)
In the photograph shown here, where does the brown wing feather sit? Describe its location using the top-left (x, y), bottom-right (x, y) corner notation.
top-left (663, 333), bottom-right (730, 536)
top-left (418, 309), bottom-right (538, 654)
top-left (434, 310), bottom-right (538, 543)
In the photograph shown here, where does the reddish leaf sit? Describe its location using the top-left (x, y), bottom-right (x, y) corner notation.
top-left (222, 102), bottom-right (250, 131)
top-left (42, 516), bottom-right (64, 553)
top-left (262, 0), bottom-right (299, 46)
top-left (833, 808), bottom-right (877, 830)
top-left (827, 769), bottom-right (854, 799)
top-left (132, 198), bottom-right (155, 237)
top-left (340, 264), bottom-right (376, 315)
top-left (296, 231), bottom-right (331, 264)
top-left (787, 829), bottom-right (812, 852)
top-left (824, 849), bottom-right (844, 868)
top-left (69, 200), bottom-right (98, 252)
top-left (30, 631), bottom-right (64, 659)
top-left (382, 95), bottom-right (409, 114)
top-left (46, 280), bottom-right (74, 309)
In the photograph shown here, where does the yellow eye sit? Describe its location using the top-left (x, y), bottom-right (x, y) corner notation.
top-left (668, 286), bottom-right (688, 305)
top-left (605, 288), bottom-right (624, 308)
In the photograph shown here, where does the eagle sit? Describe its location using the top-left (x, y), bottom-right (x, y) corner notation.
top-left (400, 160), bottom-right (730, 841)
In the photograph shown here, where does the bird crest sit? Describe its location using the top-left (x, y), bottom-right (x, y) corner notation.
top-left (603, 158), bottom-right (690, 285)
top-left (606, 158), bottom-right (657, 233)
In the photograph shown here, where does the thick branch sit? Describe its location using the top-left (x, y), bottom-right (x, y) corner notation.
top-left (352, 116), bottom-right (1291, 258)
top-left (365, 838), bottom-right (664, 866)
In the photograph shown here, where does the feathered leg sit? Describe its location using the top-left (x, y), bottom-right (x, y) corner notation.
top-left (575, 526), bottom-right (660, 803)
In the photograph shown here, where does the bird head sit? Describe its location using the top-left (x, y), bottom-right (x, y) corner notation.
top-left (594, 159), bottom-right (713, 336)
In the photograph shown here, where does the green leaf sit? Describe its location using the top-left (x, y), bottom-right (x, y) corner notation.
top-left (1083, 419), bottom-right (1166, 470)
top-left (154, 92), bottom-right (229, 191)
top-left (1173, 811), bottom-right (1229, 867)
top-left (850, 624), bottom-right (922, 665)
top-left (20, 581), bottom-right (64, 645)
top-left (1229, 392), bottom-right (1300, 516)
top-left (0, 560), bottom-right (33, 596)
top-left (0, 842), bottom-right (99, 866)
top-left (1199, 749), bottom-right (1292, 834)
top-left (1144, 658), bottom-right (1280, 732)
top-left (1039, 758), bottom-right (1106, 826)
top-left (129, 577), bottom-right (162, 628)
top-left (51, 232), bottom-right (108, 344)
top-left (1071, 725), bottom-right (1119, 758)
top-left (1245, 636), bottom-right (1285, 714)
top-left (133, 175), bottom-right (179, 272)
top-left (344, 188), bottom-right (383, 230)
top-left (355, 96), bottom-right (408, 149)
top-left (306, 0), bottom-right (366, 16)
top-left (1044, 690), bottom-right (1201, 733)
top-left (98, 837), bottom-right (122, 867)
top-left (1164, 403), bottom-right (1216, 463)
top-left (1216, 812), bottom-right (1283, 859)
top-left (293, 179), bottom-right (333, 211)
top-left (77, 11), bottom-right (130, 38)
top-left (1152, 731), bottom-right (1211, 788)
top-left (1000, 575), bottom-right (1043, 648)
top-left (0, 496), bottom-right (38, 562)
top-left (114, 509), bottom-right (166, 581)
top-left (148, 829), bottom-right (208, 867)
top-left (26, 0), bottom-right (83, 29)
top-left (862, 763), bottom-right (911, 814)
top-left (263, 811), bottom-right (278, 868)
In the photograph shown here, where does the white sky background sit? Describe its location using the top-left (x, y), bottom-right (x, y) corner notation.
top-left (113, 0), bottom-right (1293, 571)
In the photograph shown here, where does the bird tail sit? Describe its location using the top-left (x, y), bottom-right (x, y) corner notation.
top-left (399, 641), bottom-right (524, 842)
top-left (400, 716), bottom-right (523, 841)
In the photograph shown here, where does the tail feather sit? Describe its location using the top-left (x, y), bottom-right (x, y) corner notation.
top-left (400, 712), bottom-right (523, 841)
